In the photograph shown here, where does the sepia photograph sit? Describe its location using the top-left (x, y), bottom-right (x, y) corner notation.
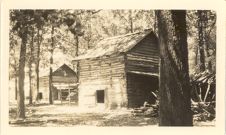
top-left (1, 0), bottom-right (226, 135)
top-left (8, 9), bottom-right (216, 127)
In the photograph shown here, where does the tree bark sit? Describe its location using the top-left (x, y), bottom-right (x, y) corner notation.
top-left (29, 28), bottom-right (34, 104)
top-left (49, 66), bottom-right (53, 104)
top-left (75, 35), bottom-right (80, 84)
top-left (49, 26), bottom-right (54, 104)
top-left (202, 11), bottom-right (212, 72)
top-left (129, 10), bottom-right (134, 33)
top-left (197, 10), bottom-right (206, 72)
top-left (194, 46), bottom-right (199, 66)
top-left (15, 76), bottom-right (18, 100)
top-left (154, 10), bottom-right (157, 33)
top-left (14, 63), bottom-right (18, 100)
top-left (29, 68), bottom-right (33, 104)
top-left (156, 10), bottom-right (193, 126)
top-left (17, 32), bottom-right (27, 119)
top-left (36, 28), bottom-right (41, 101)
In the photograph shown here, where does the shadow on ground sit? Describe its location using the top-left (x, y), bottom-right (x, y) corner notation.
top-left (9, 104), bottom-right (158, 127)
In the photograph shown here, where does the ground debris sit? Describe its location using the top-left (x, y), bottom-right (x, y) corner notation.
top-left (191, 101), bottom-right (215, 122)
top-left (9, 103), bottom-right (158, 127)
top-left (131, 103), bottom-right (159, 117)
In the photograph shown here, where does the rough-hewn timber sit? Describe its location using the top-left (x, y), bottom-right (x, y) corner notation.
top-left (75, 31), bottom-right (159, 109)
top-left (78, 55), bottom-right (127, 109)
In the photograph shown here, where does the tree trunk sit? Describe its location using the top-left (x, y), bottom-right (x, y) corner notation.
top-left (35, 28), bottom-right (41, 101)
top-left (154, 10), bottom-right (157, 33)
top-left (129, 10), bottom-right (134, 33)
top-left (14, 63), bottom-right (18, 100)
top-left (202, 11), bottom-right (212, 72)
top-left (29, 28), bottom-right (34, 104)
top-left (49, 26), bottom-right (54, 104)
top-left (156, 10), bottom-right (192, 126)
top-left (17, 33), bottom-right (27, 119)
top-left (197, 10), bottom-right (206, 72)
top-left (194, 46), bottom-right (199, 66)
top-left (29, 68), bottom-right (32, 104)
top-left (49, 66), bottom-right (53, 104)
top-left (75, 35), bottom-right (80, 83)
top-left (15, 76), bottom-right (18, 100)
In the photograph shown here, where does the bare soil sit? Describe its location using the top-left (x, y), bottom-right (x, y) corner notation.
top-left (9, 103), bottom-right (158, 127)
top-left (9, 103), bottom-right (215, 127)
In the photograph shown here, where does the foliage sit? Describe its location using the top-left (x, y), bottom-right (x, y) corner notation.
top-left (9, 10), bottom-right (216, 123)
top-left (187, 10), bottom-right (216, 74)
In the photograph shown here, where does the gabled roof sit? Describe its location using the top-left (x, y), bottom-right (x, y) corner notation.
top-left (52, 64), bottom-right (76, 77)
top-left (73, 29), bottom-right (155, 60)
top-left (40, 64), bottom-right (76, 77)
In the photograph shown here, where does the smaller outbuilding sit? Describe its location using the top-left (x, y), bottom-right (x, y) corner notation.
top-left (39, 64), bottom-right (78, 103)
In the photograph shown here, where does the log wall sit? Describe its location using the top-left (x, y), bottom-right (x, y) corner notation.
top-left (78, 55), bottom-right (128, 109)
top-left (78, 32), bottom-right (159, 109)
top-left (126, 33), bottom-right (159, 108)
top-left (39, 76), bottom-right (76, 101)
top-left (126, 33), bottom-right (159, 74)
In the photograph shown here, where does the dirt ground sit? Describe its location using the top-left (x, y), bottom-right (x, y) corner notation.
top-left (9, 103), bottom-right (158, 127)
top-left (9, 103), bottom-right (214, 127)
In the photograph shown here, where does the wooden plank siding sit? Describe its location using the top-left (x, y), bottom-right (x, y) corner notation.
top-left (39, 64), bottom-right (77, 101)
top-left (76, 31), bottom-right (159, 109)
top-left (78, 55), bottom-right (128, 109)
top-left (126, 33), bottom-right (159, 74)
top-left (125, 33), bottom-right (159, 108)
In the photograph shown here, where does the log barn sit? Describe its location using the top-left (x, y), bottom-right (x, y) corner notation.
top-left (39, 64), bottom-right (78, 103)
top-left (73, 30), bottom-right (159, 109)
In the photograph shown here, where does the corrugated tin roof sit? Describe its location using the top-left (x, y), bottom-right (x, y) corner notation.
top-left (73, 30), bottom-right (153, 60)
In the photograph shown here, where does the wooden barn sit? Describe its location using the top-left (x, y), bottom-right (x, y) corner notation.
top-left (39, 64), bottom-right (78, 103)
top-left (73, 30), bottom-right (159, 109)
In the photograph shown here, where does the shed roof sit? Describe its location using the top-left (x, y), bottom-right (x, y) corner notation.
top-left (73, 29), bottom-right (155, 60)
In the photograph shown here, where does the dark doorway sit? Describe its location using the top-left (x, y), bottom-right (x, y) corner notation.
top-left (96, 90), bottom-right (105, 103)
top-left (61, 91), bottom-right (69, 100)
top-left (127, 73), bottom-right (159, 108)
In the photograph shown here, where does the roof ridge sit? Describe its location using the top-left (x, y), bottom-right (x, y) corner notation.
top-left (101, 30), bottom-right (151, 41)
top-left (73, 29), bottom-right (154, 61)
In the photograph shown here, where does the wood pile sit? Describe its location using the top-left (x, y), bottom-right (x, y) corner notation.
top-left (190, 70), bottom-right (216, 122)
top-left (131, 103), bottom-right (159, 117)
top-left (192, 100), bottom-right (215, 121)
